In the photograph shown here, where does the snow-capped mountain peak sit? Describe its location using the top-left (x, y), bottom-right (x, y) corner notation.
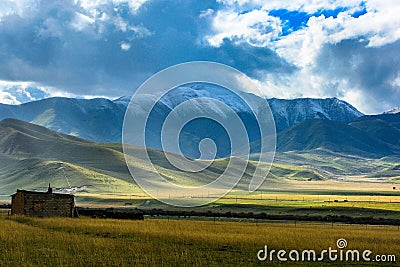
top-left (267, 97), bottom-right (364, 132)
top-left (114, 83), bottom-right (267, 117)
top-left (384, 107), bottom-right (400, 114)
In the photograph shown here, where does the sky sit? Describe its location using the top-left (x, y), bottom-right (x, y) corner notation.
top-left (0, 0), bottom-right (399, 114)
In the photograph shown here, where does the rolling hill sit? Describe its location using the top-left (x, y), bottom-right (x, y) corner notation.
top-left (350, 113), bottom-right (400, 146)
top-left (0, 119), bottom-right (340, 196)
top-left (276, 119), bottom-right (400, 157)
top-left (0, 119), bottom-right (261, 195)
top-left (0, 118), bottom-right (134, 195)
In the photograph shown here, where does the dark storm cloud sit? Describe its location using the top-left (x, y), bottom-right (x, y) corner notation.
top-left (315, 39), bottom-right (400, 112)
top-left (0, 0), bottom-right (295, 97)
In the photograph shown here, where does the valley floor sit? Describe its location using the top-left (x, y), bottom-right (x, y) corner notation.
top-left (66, 178), bottom-right (400, 224)
top-left (3, 177), bottom-right (400, 224)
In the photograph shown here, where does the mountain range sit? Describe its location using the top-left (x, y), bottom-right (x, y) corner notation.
top-left (0, 84), bottom-right (366, 158)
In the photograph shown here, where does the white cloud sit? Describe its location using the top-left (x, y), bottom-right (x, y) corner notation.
top-left (217, 0), bottom-right (362, 14)
top-left (0, 81), bottom-right (38, 104)
top-left (206, 9), bottom-right (282, 47)
top-left (0, 91), bottom-right (20, 105)
top-left (255, 63), bottom-right (397, 114)
top-left (210, 1), bottom-right (400, 68)
top-left (271, 3), bottom-right (400, 69)
top-left (0, 80), bottom-right (116, 105)
top-left (120, 42), bottom-right (131, 50)
top-left (257, 68), bottom-right (330, 99)
top-left (37, 17), bottom-right (64, 38)
top-left (77, 0), bottom-right (149, 14)
top-left (0, 0), bottom-right (40, 20)
top-left (246, 58), bottom-right (381, 114)
top-left (200, 9), bottom-right (214, 18)
top-left (0, 81), bottom-right (85, 104)
top-left (41, 86), bottom-right (111, 100)
top-left (0, 80), bottom-right (31, 90)
top-left (113, 15), bottom-right (152, 37)
top-left (341, 88), bottom-right (374, 114)
top-left (70, 2), bottom-right (152, 39)
top-left (0, 0), bottom-right (152, 39)
top-left (70, 12), bottom-right (95, 32)
top-left (392, 73), bottom-right (400, 88)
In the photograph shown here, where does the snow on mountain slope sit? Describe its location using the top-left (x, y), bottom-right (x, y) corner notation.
top-left (267, 97), bottom-right (363, 132)
top-left (114, 83), bottom-right (266, 115)
top-left (116, 84), bottom-right (363, 129)
top-left (384, 107), bottom-right (400, 114)
top-left (0, 84), bottom-right (364, 148)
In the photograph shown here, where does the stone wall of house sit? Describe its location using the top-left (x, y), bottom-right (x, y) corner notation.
top-left (11, 191), bottom-right (75, 217)
top-left (11, 192), bottom-right (24, 215)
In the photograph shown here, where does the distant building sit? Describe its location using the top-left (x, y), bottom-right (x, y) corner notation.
top-left (11, 184), bottom-right (77, 217)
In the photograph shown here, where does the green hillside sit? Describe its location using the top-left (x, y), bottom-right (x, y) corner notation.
top-left (0, 119), bottom-right (261, 195)
top-left (277, 119), bottom-right (400, 157)
top-left (0, 119), bottom-right (137, 194)
top-left (349, 119), bottom-right (400, 146)
top-left (1, 119), bottom-right (399, 202)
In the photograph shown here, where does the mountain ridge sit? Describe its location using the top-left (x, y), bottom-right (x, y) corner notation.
top-left (0, 84), bottom-right (364, 146)
top-left (276, 119), bottom-right (400, 157)
top-left (267, 97), bottom-right (363, 132)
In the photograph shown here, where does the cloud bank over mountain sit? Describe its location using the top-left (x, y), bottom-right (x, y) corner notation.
top-left (0, 0), bottom-right (399, 114)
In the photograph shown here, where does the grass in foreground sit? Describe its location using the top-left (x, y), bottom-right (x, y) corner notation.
top-left (0, 214), bottom-right (399, 266)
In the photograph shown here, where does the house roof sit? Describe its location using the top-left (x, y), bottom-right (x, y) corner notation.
top-left (11, 189), bottom-right (74, 198)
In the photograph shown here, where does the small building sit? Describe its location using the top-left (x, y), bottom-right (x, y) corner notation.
top-left (11, 184), bottom-right (77, 217)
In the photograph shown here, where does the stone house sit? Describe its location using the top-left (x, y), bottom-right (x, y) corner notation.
top-left (11, 184), bottom-right (77, 217)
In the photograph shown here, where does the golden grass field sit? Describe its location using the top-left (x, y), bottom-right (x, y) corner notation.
top-left (0, 213), bottom-right (399, 266)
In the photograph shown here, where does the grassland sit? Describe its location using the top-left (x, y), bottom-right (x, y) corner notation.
top-left (0, 213), bottom-right (399, 266)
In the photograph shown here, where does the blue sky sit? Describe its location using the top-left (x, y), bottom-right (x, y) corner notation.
top-left (0, 0), bottom-right (399, 114)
